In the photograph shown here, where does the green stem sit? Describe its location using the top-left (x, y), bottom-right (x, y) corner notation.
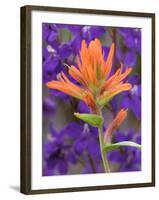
top-left (98, 126), bottom-right (110, 173)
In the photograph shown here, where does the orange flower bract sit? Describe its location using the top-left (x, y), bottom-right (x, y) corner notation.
top-left (104, 109), bottom-right (128, 143)
top-left (46, 38), bottom-right (132, 113)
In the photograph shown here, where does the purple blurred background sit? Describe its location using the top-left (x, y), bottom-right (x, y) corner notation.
top-left (42, 23), bottom-right (141, 176)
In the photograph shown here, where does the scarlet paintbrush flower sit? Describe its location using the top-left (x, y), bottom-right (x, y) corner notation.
top-left (47, 38), bottom-right (132, 113)
top-left (104, 109), bottom-right (127, 143)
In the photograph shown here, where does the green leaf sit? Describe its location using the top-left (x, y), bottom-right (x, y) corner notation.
top-left (103, 141), bottom-right (141, 152)
top-left (74, 113), bottom-right (103, 127)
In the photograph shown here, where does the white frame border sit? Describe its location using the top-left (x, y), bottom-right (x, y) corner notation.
top-left (31, 9), bottom-right (152, 190)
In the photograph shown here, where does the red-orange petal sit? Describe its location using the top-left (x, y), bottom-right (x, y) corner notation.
top-left (106, 83), bottom-right (132, 98)
top-left (46, 80), bottom-right (84, 99)
top-left (68, 65), bottom-right (88, 87)
top-left (104, 43), bottom-right (115, 77)
top-left (82, 91), bottom-right (97, 114)
top-left (117, 67), bottom-right (132, 83)
top-left (101, 66), bottom-right (132, 94)
top-left (104, 109), bottom-right (127, 143)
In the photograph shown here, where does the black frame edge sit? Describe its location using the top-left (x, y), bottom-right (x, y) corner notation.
top-left (20, 6), bottom-right (32, 194)
top-left (28, 182), bottom-right (154, 195)
top-left (151, 13), bottom-right (155, 187)
top-left (24, 5), bottom-right (155, 17)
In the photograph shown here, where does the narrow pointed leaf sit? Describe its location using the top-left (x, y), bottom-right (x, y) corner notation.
top-left (103, 141), bottom-right (141, 152)
top-left (74, 113), bottom-right (103, 127)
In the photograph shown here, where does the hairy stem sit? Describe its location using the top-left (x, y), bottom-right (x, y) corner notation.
top-left (98, 126), bottom-right (110, 173)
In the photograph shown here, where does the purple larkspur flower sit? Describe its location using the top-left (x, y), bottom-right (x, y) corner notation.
top-left (71, 123), bottom-right (102, 173)
top-left (82, 153), bottom-right (103, 174)
top-left (59, 43), bottom-right (73, 60)
top-left (121, 84), bottom-right (141, 119)
top-left (128, 74), bottom-right (140, 85)
top-left (115, 27), bottom-right (141, 68)
top-left (124, 51), bottom-right (137, 66)
top-left (43, 121), bottom-right (102, 175)
top-left (110, 96), bottom-right (119, 114)
top-left (117, 28), bottom-right (141, 53)
top-left (70, 25), bottom-right (106, 54)
top-left (107, 129), bottom-right (141, 172)
top-left (42, 43), bottom-right (73, 84)
top-left (42, 24), bottom-right (73, 84)
top-left (116, 47), bottom-right (137, 67)
top-left (42, 23), bottom-right (58, 44)
top-left (77, 101), bottom-right (90, 114)
top-left (110, 73), bottom-right (140, 115)
top-left (43, 97), bottom-right (56, 116)
top-left (59, 122), bottom-right (83, 139)
top-left (49, 89), bottom-right (70, 101)
top-left (43, 46), bottom-right (60, 82)
top-left (43, 126), bottom-right (77, 175)
top-left (72, 124), bottom-right (101, 162)
top-left (59, 122), bottom-right (102, 174)
top-left (44, 141), bottom-right (69, 175)
top-left (102, 46), bottom-right (109, 60)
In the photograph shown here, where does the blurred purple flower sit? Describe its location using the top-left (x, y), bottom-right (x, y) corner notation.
top-left (42, 23), bottom-right (141, 174)
top-left (43, 122), bottom-right (103, 175)
top-left (43, 97), bottom-right (56, 116)
top-left (42, 23), bottom-right (58, 44)
top-left (121, 84), bottom-right (141, 119)
top-left (70, 25), bottom-right (106, 53)
top-left (108, 129), bottom-right (141, 172)
top-left (77, 101), bottom-right (90, 114)
top-left (43, 47), bottom-right (60, 82)
top-left (73, 124), bottom-right (99, 157)
top-left (49, 89), bottom-right (70, 101)
top-left (124, 51), bottom-right (137, 66)
top-left (43, 126), bottom-right (77, 175)
top-left (59, 43), bottom-right (73, 59)
top-left (117, 28), bottom-right (141, 53)
top-left (115, 27), bottom-right (141, 68)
